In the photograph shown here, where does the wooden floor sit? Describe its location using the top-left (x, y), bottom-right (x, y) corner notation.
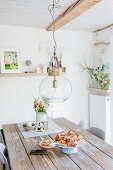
top-left (3, 117), bottom-right (113, 170)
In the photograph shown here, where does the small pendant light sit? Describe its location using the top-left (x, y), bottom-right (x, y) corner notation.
top-left (39, 0), bottom-right (72, 103)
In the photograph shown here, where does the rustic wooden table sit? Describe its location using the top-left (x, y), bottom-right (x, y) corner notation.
top-left (3, 118), bottom-right (113, 170)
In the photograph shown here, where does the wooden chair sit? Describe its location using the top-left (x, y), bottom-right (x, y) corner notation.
top-left (89, 127), bottom-right (105, 140)
top-left (78, 119), bottom-right (87, 129)
top-left (0, 143), bottom-right (10, 170)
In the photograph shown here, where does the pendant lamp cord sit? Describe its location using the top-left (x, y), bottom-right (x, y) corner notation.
top-left (48, 0), bottom-right (61, 55)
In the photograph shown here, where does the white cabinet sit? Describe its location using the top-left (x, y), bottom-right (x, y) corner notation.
top-left (89, 94), bottom-right (110, 143)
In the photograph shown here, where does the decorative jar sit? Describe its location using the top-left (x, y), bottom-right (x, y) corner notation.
top-left (36, 111), bottom-right (47, 122)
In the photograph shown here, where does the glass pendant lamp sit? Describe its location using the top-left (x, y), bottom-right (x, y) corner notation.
top-left (39, 0), bottom-right (72, 103)
top-left (39, 76), bottom-right (72, 103)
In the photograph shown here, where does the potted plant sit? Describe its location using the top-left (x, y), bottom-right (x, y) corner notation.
top-left (80, 63), bottom-right (110, 90)
top-left (33, 97), bottom-right (49, 122)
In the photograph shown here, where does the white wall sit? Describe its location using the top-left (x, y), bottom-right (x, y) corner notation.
top-left (94, 28), bottom-right (113, 144)
top-left (94, 27), bottom-right (113, 73)
top-left (0, 25), bottom-right (94, 128)
top-left (110, 35), bottom-right (113, 145)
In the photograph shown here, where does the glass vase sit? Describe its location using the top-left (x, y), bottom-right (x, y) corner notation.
top-left (36, 111), bottom-right (47, 122)
top-left (89, 79), bottom-right (96, 88)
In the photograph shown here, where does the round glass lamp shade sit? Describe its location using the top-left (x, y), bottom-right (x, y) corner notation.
top-left (39, 76), bottom-right (72, 103)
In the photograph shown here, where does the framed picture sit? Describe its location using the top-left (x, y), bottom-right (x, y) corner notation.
top-left (1, 48), bottom-right (20, 73)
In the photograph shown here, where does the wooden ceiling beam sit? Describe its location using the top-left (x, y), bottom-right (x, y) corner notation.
top-left (46, 0), bottom-right (101, 31)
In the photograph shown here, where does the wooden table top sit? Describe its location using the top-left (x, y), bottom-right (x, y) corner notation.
top-left (3, 117), bottom-right (113, 170)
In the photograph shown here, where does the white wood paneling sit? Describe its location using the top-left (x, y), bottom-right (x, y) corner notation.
top-left (0, 0), bottom-right (112, 31)
top-left (0, 0), bottom-right (78, 28)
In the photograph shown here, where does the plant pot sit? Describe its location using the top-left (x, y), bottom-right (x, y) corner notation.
top-left (36, 112), bottom-right (47, 122)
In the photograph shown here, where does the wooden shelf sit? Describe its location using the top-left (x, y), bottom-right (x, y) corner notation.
top-left (0, 73), bottom-right (48, 77)
top-left (88, 87), bottom-right (110, 94)
top-left (94, 42), bottom-right (110, 46)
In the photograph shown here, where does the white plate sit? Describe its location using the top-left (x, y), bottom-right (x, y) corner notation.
top-left (39, 141), bottom-right (56, 149)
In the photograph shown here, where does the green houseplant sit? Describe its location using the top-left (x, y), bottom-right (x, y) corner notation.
top-left (80, 63), bottom-right (110, 90)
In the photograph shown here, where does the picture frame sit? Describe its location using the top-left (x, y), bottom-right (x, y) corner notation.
top-left (1, 48), bottom-right (20, 73)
